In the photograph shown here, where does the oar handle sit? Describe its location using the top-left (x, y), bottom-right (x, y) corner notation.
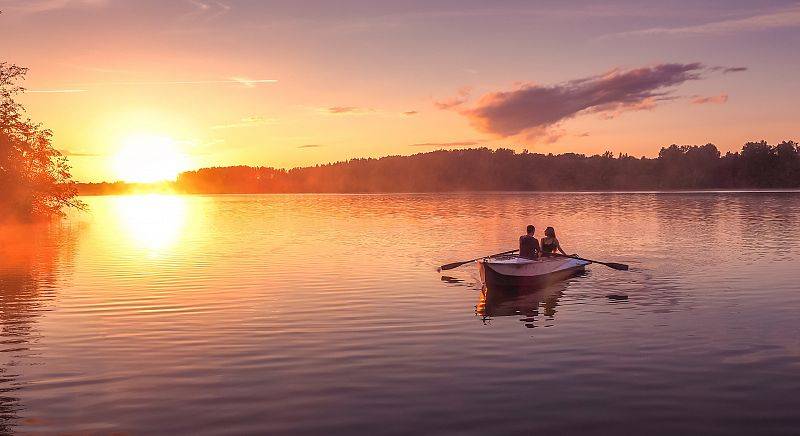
top-left (555, 253), bottom-right (629, 271)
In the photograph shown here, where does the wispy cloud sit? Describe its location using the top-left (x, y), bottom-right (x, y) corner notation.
top-left (434, 86), bottom-right (472, 110)
top-left (409, 141), bottom-right (481, 147)
top-left (692, 94), bottom-right (729, 105)
top-left (27, 78), bottom-right (276, 93)
top-left (403, 110), bottom-right (419, 116)
top-left (715, 66), bottom-right (748, 74)
top-left (325, 106), bottom-right (374, 115)
top-left (87, 78), bottom-right (277, 86)
top-left (231, 77), bottom-right (274, 87)
top-left (60, 149), bottom-right (101, 157)
top-left (298, 144), bottom-right (324, 148)
top-left (181, 0), bottom-right (231, 21)
top-left (211, 116), bottom-right (276, 130)
top-left (606, 5), bottom-right (800, 38)
top-left (0, 0), bottom-right (108, 15)
top-left (61, 63), bottom-right (140, 75)
top-left (329, 5), bottom-right (666, 34)
top-left (457, 63), bottom-right (710, 137)
top-left (26, 88), bottom-right (87, 94)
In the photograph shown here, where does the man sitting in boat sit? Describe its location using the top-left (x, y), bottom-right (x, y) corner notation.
top-left (541, 227), bottom-right (568, 256)
top-left (519, 225), bottom-right (541, 259)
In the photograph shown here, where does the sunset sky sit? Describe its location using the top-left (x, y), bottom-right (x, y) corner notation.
top-left (1, 0), bottom-right (798, 182)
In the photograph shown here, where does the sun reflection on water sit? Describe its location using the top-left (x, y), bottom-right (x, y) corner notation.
top-left (111, 195), bottom-right (188, 254)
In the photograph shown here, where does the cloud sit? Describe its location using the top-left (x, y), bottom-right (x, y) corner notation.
top-left (27, 78), bottom-right (276, 92)
top-left (328, 106), bottom-right (358, 113)
top-left (325, 106), bottom-right (373, 114)
top-left (543, 130), bottom-right (566, 144)
top-left (458, 63), bottom-right (706, 137)
top-left (403, 111), bottom-right (419, 116)
top-left (231, 77), bottom-right (272, 87)
top-left (328, 6), bottom-right (665, 34)
top-left (93, 78), bottom-right (277, 86)
top-left (434, 86), bottom-right (472, 110)
top-left (211, 116), bottom-right (276, 130)
top-left (298, 144), bottom-right (324, 148)
top-left (409, 141), bottom-right (480, 147)
top-left (691, 94), bottom-right (728, 105)
top-left (1, 0), bottom-right (107, 15)
top-left (60, 149), bottom-right (101, 157)
top-left (26, 88), bottom-right (87, 93)
top-left (61, 63), bottom-right (140, 75)
top-left (607, 5), bottom-right (800, 38)
top-left (182, 0), bottom-right (231, 21)
top-left (723, 67), bottom-right (748, 74)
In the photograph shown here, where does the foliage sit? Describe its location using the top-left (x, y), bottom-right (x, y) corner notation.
top-left (172, 141), bottom-right (800, 193)
top-left (0, 62), bottom-right (84, 221)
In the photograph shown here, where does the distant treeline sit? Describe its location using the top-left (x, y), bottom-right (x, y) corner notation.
top-left (79, 140), bottom-right (800, 195)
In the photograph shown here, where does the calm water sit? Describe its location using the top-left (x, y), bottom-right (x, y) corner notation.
top-left (1, 193), bottom-right (800, 434)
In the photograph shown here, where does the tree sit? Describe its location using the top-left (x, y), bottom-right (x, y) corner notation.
top-left (0, 62), bottom-right (84, 221)
top-left (740, 140), bottom-right (776, 187)
top-left (774, 140), bottom-right (800, 186)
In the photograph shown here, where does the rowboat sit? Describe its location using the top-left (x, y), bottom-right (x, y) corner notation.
top-left (477, 255), bottom-right (589, 288)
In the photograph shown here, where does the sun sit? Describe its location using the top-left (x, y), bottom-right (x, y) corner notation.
top-left (112, 134), bottom-right (191, 183)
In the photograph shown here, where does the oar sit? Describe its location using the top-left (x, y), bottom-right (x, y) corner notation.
top-left (555, 253), bottom-right (629, 271)
top-left (438, 249), bottom-right (519, 272)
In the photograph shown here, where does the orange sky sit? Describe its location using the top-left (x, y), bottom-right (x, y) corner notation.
top-left (1, 0), bottom-right (798, 182)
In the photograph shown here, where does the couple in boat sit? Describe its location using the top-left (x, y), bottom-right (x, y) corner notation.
top-left (519, 225), bottom-right (567, 259)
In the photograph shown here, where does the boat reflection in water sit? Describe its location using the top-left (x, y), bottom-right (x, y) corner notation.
top-left (476, 268), bottom-right (586, 328)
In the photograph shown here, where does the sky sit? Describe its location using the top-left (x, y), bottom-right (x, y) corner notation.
top-left (1, 0), bottom-right (798, 182)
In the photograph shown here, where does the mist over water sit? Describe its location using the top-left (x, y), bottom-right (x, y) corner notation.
top-left (1, 193), bottom-right (799, 434)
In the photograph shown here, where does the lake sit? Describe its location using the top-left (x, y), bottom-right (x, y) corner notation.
top-left (1, 192), bottom-right (799, 435)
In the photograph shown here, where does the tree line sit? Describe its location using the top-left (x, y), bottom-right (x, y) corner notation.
top-left (157, 141), bottom-right (799, 194)
top-left (3, 61), bottom-right (798, 218)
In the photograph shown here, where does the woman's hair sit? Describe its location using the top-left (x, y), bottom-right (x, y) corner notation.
top-left (544, 227), bottom-right (556, 238)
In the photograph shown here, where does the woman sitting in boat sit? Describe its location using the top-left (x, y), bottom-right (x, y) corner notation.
top-left (519, 225), bottom-right (541, 259)
top-left (541, 227), bottom-right (567, 257)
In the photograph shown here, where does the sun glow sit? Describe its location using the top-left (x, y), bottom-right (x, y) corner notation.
top-left (112, 134), bottom-right (191, 183)
top-left (112, 195), bottom-right (188, 253)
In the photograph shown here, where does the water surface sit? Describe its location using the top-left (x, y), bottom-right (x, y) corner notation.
top-left (1, 193), bottom-right (799, 434)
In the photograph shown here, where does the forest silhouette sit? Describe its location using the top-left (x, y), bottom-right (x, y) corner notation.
top-left (81, 140), bottom-right (800, 194)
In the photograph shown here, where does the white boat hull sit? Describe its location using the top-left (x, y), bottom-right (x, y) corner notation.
top-left (477, 255), bottom-right (589, 288)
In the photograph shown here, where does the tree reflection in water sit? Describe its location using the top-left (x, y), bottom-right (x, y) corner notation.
top-left (0, 223), bottom-right (78, 433)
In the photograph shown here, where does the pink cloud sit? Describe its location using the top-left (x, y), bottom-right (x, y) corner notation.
top-left (606, 6), bottom-right (800, 38)
top-left (434, 86), bottom-right (472, 110)
top-left (691, 94), bottom-right (729, 105)
top-left (721, 67), bottom-right (747, 74)
top-left (459, 63), bottom-right (706, 137)
top-left (409, 141), bottom-right (480, 147)
top-left (325, 106), bottom-right (374, 114)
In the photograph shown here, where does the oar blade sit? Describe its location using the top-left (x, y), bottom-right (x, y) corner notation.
top-left (605, 262), bottom-right (629, 271)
